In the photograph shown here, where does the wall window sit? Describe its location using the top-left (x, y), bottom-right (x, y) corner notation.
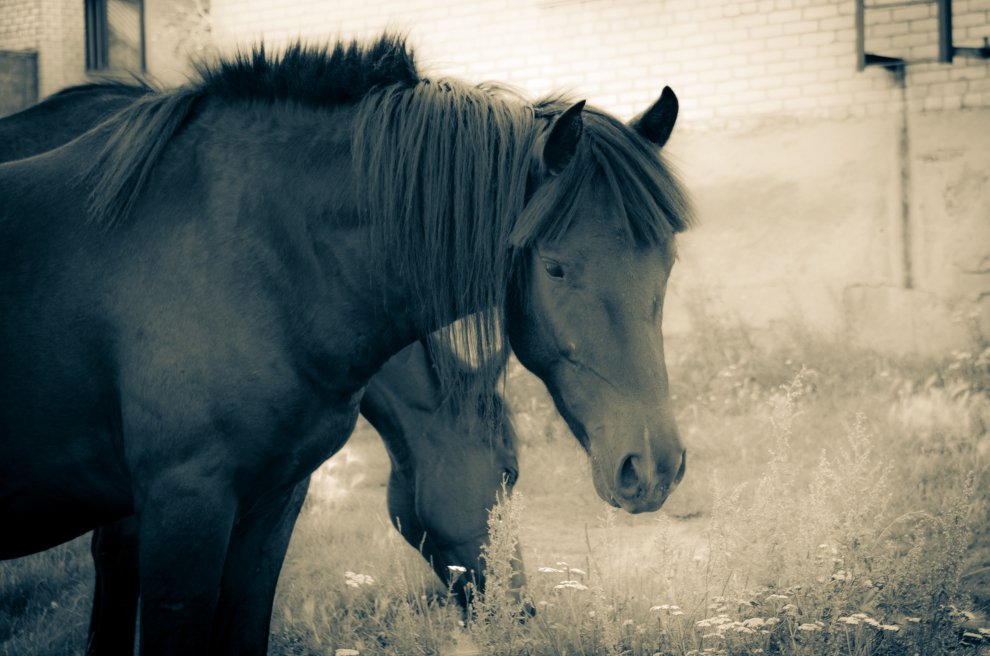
top-left (85, 0), bottom-right (145, 73)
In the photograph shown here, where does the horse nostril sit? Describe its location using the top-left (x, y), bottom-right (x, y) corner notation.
top-left (619, 454), bottom-right (640, 494)
top-left (673, 450), bottom-right (686, 487)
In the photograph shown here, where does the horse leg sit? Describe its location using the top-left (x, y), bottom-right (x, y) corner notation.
top-left (210, 478), bottom-right (309, 656)
top-left (135, 474), bottom-right (239, 656)
top-left (88, 518), bottom-right (140, 656)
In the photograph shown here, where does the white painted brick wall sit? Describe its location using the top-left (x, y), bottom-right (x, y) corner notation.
top-left (205, 0), bottom-right (990, 131)
top-left (0, 0), bottom-right (40, 52)
top-left (1, 0), bottom-right (987, 125)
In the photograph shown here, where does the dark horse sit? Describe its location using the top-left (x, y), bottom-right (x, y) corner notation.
top-left (0, 81), bottom-right (524, 653)
top-left (0, 34), bottom-right (691, 654)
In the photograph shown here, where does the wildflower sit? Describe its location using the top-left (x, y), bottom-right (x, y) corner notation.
top-left (50, 601), bottom-right (59, 609)
top-left (880, 624), bottom-right (899, 632)
top-left (335, 650), bottom-right (360, 656)
top-left (569, 567), bottom-right (587, 576)
top-left (838, 616), bottom-right (860, 625)
top-left (344, 571), bottom-right (375, 588)
top-left (554, 580), bottom-right (588, 591)
top-left (447, 565), bottom-right (467, 574)
top-left (765, 594), bottom-right (789, 603)
top-left (671, 609), bottom-right (685, 616)
top-left (741, 617), bottom-right (767, 628)
top-left (623, 619), bottom-right (635, 627)
top-left (831, 570), bottom-right (850, 581)
top-left (538, 566), bottom-right (564, 573)
top-left (905, 617), bottom-right (922, 623)
top-left (963, 631), bottom-right (983, 641)
top-left (980, 628), bottom-right (990, 636)
top-left (696, 615), bottom-right (732, 628)
top-left (797, 622), bottom-right (822, 632)
top-left (951, 607), bottom-right (978, 622)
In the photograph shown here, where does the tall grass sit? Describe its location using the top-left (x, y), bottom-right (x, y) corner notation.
top-left (2, 312), bottom-right (988, 655)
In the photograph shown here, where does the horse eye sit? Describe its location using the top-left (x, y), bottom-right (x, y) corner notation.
top-left (543, 259), bottom-right (564, 280)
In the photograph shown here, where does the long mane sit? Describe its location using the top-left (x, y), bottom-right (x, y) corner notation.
top-left (352, 78), bottom-right (539, 408)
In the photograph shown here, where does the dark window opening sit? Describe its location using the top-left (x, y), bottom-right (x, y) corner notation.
top-left (85, 0), bottom-right (145, 73)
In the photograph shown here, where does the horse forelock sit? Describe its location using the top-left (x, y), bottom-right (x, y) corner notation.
top-left (511, 100), bottom-right (694, 251)
top-left (353, 78), bottom-right (539, 412)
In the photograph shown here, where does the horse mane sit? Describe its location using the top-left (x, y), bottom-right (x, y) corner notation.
top-left (84, 33), bottom-right (419, 227)
top-left (352, 78), bottom-right (539, 409)
top-left (423, 332), bottom-right (515, 449)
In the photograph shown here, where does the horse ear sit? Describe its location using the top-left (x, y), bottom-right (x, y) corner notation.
top-left (630, 86), bottom-right (678, 148)
top-left (543, 100), bottom-right (586, 175)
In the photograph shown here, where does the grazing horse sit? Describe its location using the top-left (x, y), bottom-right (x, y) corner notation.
top-left (0, 81), bottom-right (523, 653)
top-left (0, 34), bottom-right (691, 654)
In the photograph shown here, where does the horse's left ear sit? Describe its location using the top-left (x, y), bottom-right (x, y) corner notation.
top-left (630, 86), bottom-right (678, 148)
top-left (543, 100), bottom-right (586, 175)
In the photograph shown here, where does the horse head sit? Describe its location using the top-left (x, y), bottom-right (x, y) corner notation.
top-left (361, 340), bottom-right (523, 608)
top-left (509, 88), bottom-right (690, 514)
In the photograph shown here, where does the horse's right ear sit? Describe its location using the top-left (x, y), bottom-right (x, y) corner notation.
top-left (543, 100), bottom-right (586, 175)
top-left (630, 86), bottom-right (678, 148)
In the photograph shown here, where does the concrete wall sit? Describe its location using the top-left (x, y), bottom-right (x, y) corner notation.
top-left (665, 110), bottom-right (990, 354)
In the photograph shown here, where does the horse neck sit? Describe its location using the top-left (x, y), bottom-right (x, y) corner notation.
top-left (196, 101), bottom-right (426, 381)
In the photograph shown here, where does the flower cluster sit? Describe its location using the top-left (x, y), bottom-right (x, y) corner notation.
top-left (343, 571), bottom-right (374, 588)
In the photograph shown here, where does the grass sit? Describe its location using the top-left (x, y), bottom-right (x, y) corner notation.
top-left (2, 313), bottom-right (989, 655)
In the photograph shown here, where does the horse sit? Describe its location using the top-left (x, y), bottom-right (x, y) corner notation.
top-left (0, 33), bottom-right (691, 654)
top-left (0, 80), bottom-right (524, 653)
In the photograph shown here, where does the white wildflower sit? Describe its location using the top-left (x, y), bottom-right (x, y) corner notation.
top-left (554, 580), bottom-right (588, 591)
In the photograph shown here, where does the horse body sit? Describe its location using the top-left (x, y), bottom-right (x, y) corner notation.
top-left (1, 100), bottom-right (392, 653)
top-left (1, 35), bottom-right (692, 654)
top-left (2, 107), bottom-right (361, 547)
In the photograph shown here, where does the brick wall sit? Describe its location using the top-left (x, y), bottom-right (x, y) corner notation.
top-left (36, 0), bottom-right (86, 96)
top-left (207, 0), bottom-right (990, 130)
top-left (0, 0), bottom-right (40, 53)
top-left (0, 0), bottom-right (86, 100)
